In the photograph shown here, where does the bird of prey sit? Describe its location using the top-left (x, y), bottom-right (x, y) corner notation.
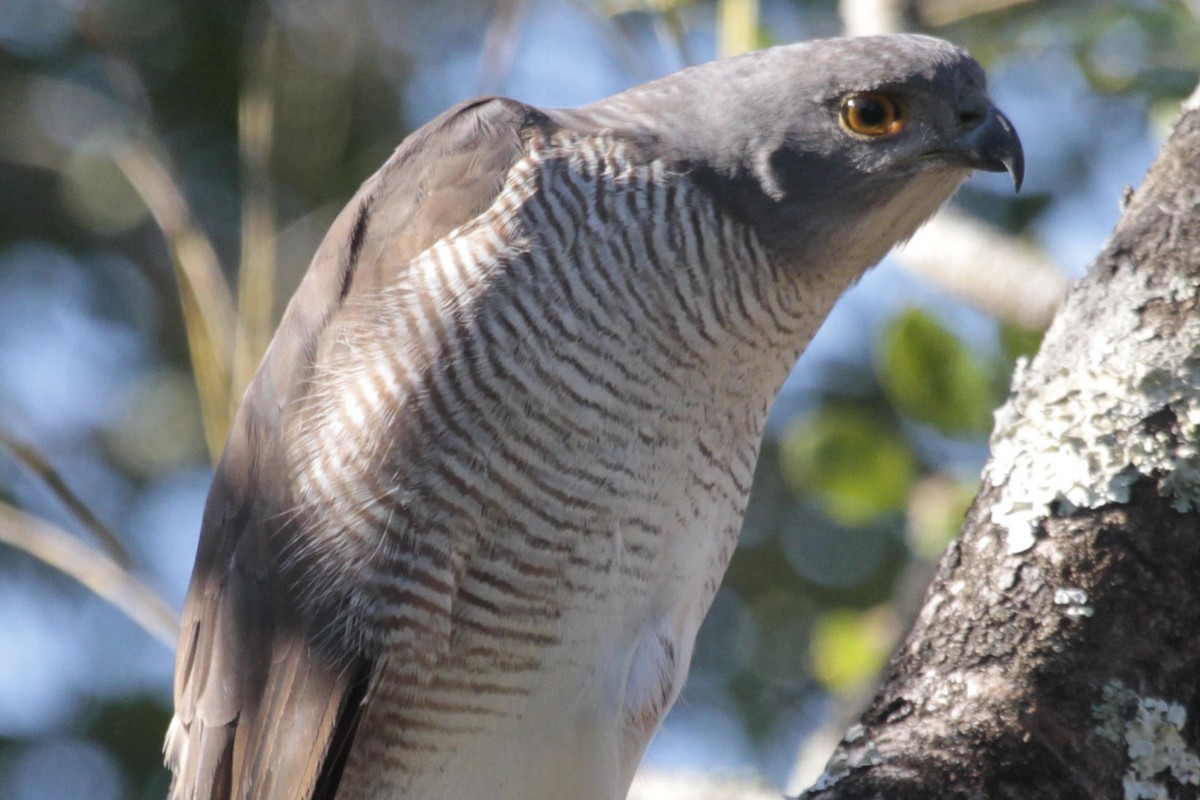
top-left (165, 33), bottom-right (1022, 800)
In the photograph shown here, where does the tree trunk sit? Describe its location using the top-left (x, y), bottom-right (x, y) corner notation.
top-left (799, 87), bottom-right (1200, 800)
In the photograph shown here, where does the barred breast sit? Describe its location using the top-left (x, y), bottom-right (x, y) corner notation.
top-left (281, 128), bottom-right (826, 799)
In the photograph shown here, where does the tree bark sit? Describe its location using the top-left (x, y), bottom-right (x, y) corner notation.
top-left (799, 87), bottom-right (1200, 799)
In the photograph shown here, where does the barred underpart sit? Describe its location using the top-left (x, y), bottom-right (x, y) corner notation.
top-left (285, 129), bottom-right (815, 797)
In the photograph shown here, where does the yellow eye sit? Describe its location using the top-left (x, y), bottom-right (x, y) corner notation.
top-left (840, 93), bottom-right (904, 137)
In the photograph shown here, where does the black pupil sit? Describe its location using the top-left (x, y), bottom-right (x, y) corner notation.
top-left (853, 97), bottom-right (888, 128)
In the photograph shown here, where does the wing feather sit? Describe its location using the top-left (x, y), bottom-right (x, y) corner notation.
top-left (166, 96), bottom-right (554, 800)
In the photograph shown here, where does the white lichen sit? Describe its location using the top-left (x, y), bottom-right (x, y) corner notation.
top-left (1092, 679), bottom-right (1200, 799)
top-left (1053, 587), bottom-right (1088, 605)
top-left (984, 266), bottom-right (1200, 554)
top-left (1053, 587), bottom-right (1094, 618)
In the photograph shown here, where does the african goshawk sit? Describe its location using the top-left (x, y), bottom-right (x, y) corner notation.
top-left (166, 33), bottom-right (1023, 800)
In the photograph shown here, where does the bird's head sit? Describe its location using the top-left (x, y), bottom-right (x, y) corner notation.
top-left (587, 34), bottom-right (1023, 272)
top-left (758, 34), bottom-right (1024, 193)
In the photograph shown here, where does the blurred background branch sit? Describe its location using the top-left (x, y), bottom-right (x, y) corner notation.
top-left (0, 430), bottom-right (133, 568)
top-left (114, 141), bottom-right (236, 463)
top-left (894, 210), bottom-right (1068, 331)
top-left (479, 0), bottom-right (534, 94)
top-left (720, 0), bottom-right (761, 56)
top-left (629, 768), bottom-right (779, 799)
top-left (232, 7), bottom-right (281, 416)
top-left (0, 501), bottom-right (178, 650)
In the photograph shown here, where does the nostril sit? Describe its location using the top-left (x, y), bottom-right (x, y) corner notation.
top-left (958, 109), bottom-right (985, 130)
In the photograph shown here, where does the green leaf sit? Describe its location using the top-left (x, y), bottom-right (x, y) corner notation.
top-left (877, 308), bottom-right (994, 437)
top-left (779, 405), bottom-right (917, 525)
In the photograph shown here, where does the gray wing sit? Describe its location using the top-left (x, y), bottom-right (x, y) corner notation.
top-left (165, 96), bottom-right (553, 800)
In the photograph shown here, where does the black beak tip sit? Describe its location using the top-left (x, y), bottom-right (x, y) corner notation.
top-left (1005, 149), bottom-right (1024, 194)
top-left (989, 108), bottom-right (1024, 194)
top-left (1000, 112), bottom-right (1025, 193)
top-left (955, 106), bottom-right (1025, 193)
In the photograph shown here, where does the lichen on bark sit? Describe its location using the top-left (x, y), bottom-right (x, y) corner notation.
top-left (986, 264), bottom-right (1200, 554)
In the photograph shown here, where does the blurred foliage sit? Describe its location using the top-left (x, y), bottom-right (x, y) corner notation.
top-left (877, 308), bottom-right (997, 436)
top-left (0, 0), bottom-right (1197, 797)
top-left (80, 696), bottom-right (173, 800)
top-left (906, 473), bottom-right (979, 560)
top-left (781, 403), bottom-right (917, 524)
top-left (810, 607), bottom-right (895, 693)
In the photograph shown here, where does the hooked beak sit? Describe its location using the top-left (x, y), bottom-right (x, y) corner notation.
top-left (950, 101), bottom-right (1025, 193)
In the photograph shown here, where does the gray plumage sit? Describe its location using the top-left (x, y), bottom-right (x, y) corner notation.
top-left (165, 33), bottom-right (1022, 800)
